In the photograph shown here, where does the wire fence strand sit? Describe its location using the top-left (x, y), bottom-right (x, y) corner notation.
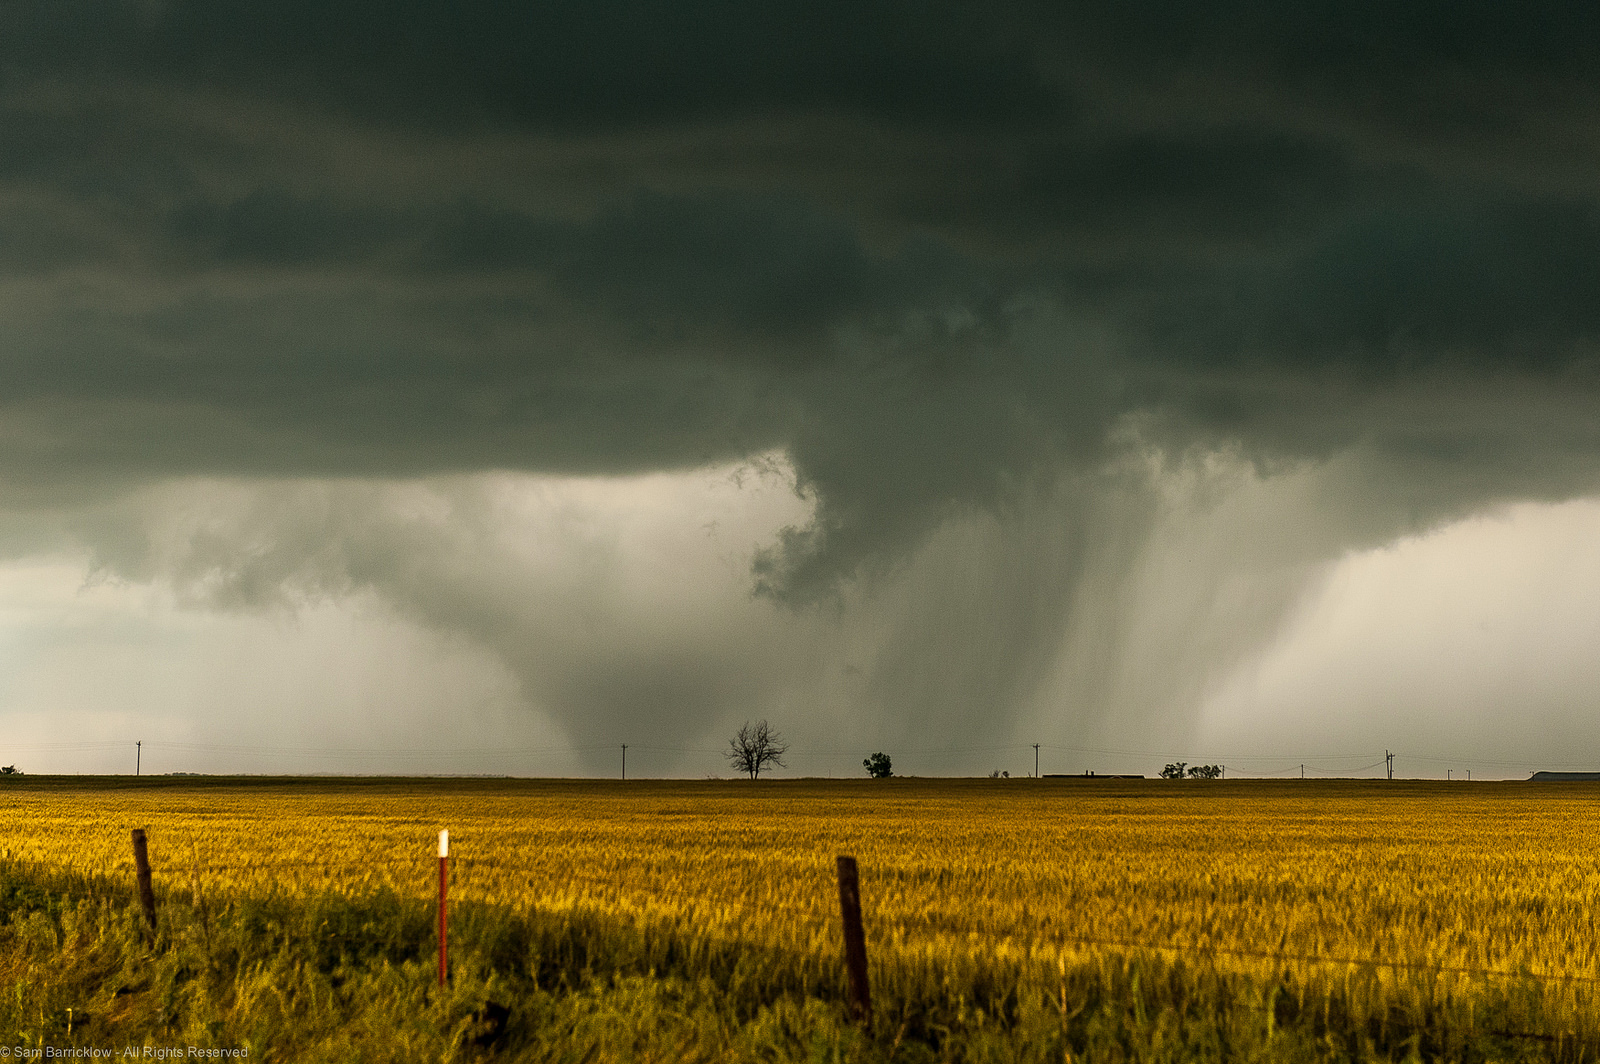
top-left (7, 851), bottom-right (1598, 992)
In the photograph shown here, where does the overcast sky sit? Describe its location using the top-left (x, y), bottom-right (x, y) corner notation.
top-left (3, 1), bottom-right (1599, 779)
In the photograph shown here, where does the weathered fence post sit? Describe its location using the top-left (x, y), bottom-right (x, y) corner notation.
top-left (835, 855), bottom-right (872, 1026)
top-left (438, 829), bottom-right (449, 987)
top-left (130, 828), bottom-right (157, 933)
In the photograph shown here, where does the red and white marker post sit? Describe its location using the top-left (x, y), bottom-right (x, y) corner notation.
top-left (437, 829), bottom-right (449, 986)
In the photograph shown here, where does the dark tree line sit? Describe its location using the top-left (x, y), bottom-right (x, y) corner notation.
top-left (1161, 762), bottom-right (1222, 779)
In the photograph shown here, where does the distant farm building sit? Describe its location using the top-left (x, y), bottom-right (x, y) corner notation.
top-left (1043, 773), bottom-right (1146, 779)
top-left (1529, 771), bottom-right (1600, 781)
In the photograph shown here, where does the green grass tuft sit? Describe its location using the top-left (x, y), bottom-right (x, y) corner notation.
top-left (3, 859), bottom-right (1594, 1062)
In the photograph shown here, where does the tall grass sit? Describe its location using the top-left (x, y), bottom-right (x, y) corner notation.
top-left (2, 777), bottom-right (1597, 1060)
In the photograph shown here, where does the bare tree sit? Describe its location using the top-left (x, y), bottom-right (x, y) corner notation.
top-left (726, 719), bottom-right (788, 779)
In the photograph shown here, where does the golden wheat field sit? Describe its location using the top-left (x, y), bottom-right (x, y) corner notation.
top-left (5, 776), bottom-right (1600, 980)
top-left (4, 775), bottom-right (1599, 1060)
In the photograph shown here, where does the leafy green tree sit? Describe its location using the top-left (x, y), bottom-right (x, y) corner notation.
top-left (863, 752), bottom-right (892, 778)
top-left (1160, 762), bottom-right (1187, 779)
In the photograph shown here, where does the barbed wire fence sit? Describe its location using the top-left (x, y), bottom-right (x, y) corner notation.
top-left (5, 837), bottom-right (1598, 1003)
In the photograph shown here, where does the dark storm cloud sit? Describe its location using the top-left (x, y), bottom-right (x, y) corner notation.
top-left (0, 0), bottom-right (1056, 129)
top-left (3, 0), bottom-right (1600, 612)
top-left (1251, 198), bottom-right (1600, 365)
top-left (1051, 0), bottom-right (1600, 82)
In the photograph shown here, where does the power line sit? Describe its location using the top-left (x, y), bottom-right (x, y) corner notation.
top-left (6, 737), bottom-right (1579, 778)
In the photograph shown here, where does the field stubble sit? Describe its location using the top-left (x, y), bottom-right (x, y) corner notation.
top-left (2, 777), bottom-right (1598, 1061)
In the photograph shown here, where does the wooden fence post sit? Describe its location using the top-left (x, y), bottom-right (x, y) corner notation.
top-left (130, 829), bottom-right (157, 933)
top-left (438, 829), bottom-right (449, 987)
top-left (835, 855), bottom-right (872, 1026)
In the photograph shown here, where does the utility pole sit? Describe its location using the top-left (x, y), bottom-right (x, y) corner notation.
top-left (1032, 744), bottom-right (1040, 778)
top-left (1301, 764), bottom-right (1304, 779)
top-left (621, 744), bottom-right (627, 781)
top-left (1385, 751), bottom-right (1394, 780)
top-left (136, 740), bottom-right (141, 777)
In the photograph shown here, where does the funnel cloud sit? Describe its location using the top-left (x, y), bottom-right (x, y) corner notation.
top-left (1, 1), bottom-right (1598, 777)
